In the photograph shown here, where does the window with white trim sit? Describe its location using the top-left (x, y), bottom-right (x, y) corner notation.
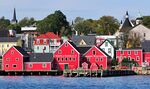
top-left (6, 58), bottom-right (10, 61)
top-left (16, 58), bottom-right (19, 61)
top-left (128, 51), bottom-right (131, 55)
top-left (136, 57), bottom-right (140, 61)
top-left (108, 48), bottom-right (111, 53)
top-left (42, 63), bottom-right (47, 68)
top-left (58, 50), bottom-right (62, 54)
top-left (92, 50), bottom-right (96, 55)
top-left (29, 64), bottom-right (33, 68)
top-left (71, 50), bottom-right (74, 54)
top-left (11, 50), bottom-right (14, 54)
top-left (5, 64), bottom-right (9, 68)
top-left (43, 39), bottom-right (47, 44)
top-left (13, 64), bottom-right (17, 68)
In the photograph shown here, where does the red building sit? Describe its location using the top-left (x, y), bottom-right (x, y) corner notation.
top-left (82, 46), bottom-right (111, 70)
top-left (53, 41), bottom-right (80, 71)
top-left (2, 46), bottom-right (29, 71)
top-left (143, 52), bottom-right (150, 66)
top-left (116, 48), bottom-right (143, 66)
top-left (25, 53), bottom-right (53, 71)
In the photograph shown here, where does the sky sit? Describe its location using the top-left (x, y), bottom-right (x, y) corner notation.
top-left (0, 0), bottom-right (150, 22)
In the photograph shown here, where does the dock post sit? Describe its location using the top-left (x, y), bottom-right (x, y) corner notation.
top-left (47, 72), bottom-right (49, 75)
top-left (39, 72), bottom-right (40, 75)
top-left (101, 70), bottom-right (103, 77)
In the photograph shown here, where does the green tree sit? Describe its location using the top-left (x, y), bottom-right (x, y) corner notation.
top-left (19, 17), bottom-right (36, 27)
top-left (97, 16), bottom-right (119, 35)
top-left (111, 58), bottom-right (119, 66)
top-left (0, 16), bottom-right (10, 30)
top-left (37, 10), bottom-right (71, 36)
top-left (8, 24), bottom-right (21, 33)
top-left (143, 16), bottom-right (150, 28)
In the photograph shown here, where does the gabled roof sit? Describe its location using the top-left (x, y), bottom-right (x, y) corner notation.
top-left (131, 24), bottom-right (150, 32)
top-left (28, 53), bottom-right (53, 62)
top-left (0, 37), bottom-right (20, 42)
top-left (83, 45), bottom-right (111, 58)
top-left (68, 41), bottom-right (79, 52)
top-left (14, 46), bottom-right (29, 57)
top-left (100, 39), bottom-right (115, 48)
top-left (119, 18), bottom-right (134, 32)
top-left (71, 35), bottom-right (96, 47)
top-left (142, 40), bottom-right (150, 52)
top-left (119, 12), bottom-right (134, 32)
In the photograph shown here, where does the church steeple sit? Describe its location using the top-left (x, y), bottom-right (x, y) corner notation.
top-left (11, 8), bottom-right (18, 24)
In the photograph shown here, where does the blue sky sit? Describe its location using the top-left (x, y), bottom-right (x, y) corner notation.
top-left (0, 0), bottom-right (149, 22)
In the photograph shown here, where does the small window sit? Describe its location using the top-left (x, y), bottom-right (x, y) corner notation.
top-left (105, 42), bottom-right (108, 47)
top-left (5, 64), bottom-right (9, 68)
top-left (135, 51), bottom-right (138, 55)
top-left (29, 64), bottom-right (33, 68)
top-left (73, 58), bottom-right (76, 61)
top-left (102, 48), bottom-right (105, 51)
top-left (144, 33), bottom-right (146, 37)
top-left (13, 64), bottom-right (17, 68)
top-left (65, 43), bottom-right (68, 47)
top-left (92, 50), bottom-right (96, 55)
top-left (96, 58), bottom-right (98, 62)
top-left (108, 48), bottom-right (111, 53)
top-left (100, 58), bottom-right (103, 61)
top-left (57, 58), bottom-right (60, 61)
top-left (62, 57), bottom-right (64, 61)
top-left (71, 50), bottom-right (74, 54)
top-left (137, 57), bottom-right (140, 61)
top-left (7, 44), bottom-right (9, 47)
top-left (37, 46), bottom-right (39, 50)
top-left (58, 50), bottom-right (62, 54)
top-left (6, 58), bottom-right (10, 61)
top-left (128, 51), bottom-right (131, 55)
top-left (16, 58), bottom-right (19, 61)
top-left (66, 58), bottom-right (68, 61)
top-left (70, 58), bottom-right (72, 61)
top-left (42, 64), bottom-right (46, 68)
top-left (11, 51), bottom-right (14, 54)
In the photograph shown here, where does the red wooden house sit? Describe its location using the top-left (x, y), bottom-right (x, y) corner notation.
top-left (82, 46), bottom-right (111, 70)
top-left (2, 46), bottom-right (29, 71)
top-left (53, 41), bottom-right (80, 71)
top-left (25, 53), bottom-right (53, 71)
top-left (116, 48), bottom-right (143, 67)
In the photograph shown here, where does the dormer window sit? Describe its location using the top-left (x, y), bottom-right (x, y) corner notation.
top-left (144, 33), bottom-right (146, 37)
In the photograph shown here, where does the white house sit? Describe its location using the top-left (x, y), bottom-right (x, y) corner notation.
top-left (100, 39), bottom-right (115, 59)
top-left (130, 24), bottom-right (150, 41)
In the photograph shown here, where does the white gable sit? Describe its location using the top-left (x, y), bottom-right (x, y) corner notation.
top-left (100, 40), bottom-right (115, 58)
top-left (130, 24), bottom-right (150, 40)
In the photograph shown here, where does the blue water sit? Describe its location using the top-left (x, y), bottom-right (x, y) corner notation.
top-left (0, 76), bottom-right (149, 89)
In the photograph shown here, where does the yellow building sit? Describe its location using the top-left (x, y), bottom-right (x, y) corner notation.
top-left (0, 37), bottom-right (22, 56)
